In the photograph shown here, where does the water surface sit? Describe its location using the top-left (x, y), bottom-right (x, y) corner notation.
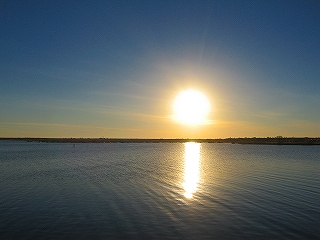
top-left (0, 141), bottom-right (319, 239)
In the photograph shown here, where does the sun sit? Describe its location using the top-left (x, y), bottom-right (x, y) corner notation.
top-left (173, 89), bottom-right (210, 125)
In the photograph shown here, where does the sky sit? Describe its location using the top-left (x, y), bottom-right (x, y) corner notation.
top-left (1, 0), bottom-right (319, 138)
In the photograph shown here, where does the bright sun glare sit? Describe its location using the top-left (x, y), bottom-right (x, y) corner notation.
top-left (183, 142), bottom-right (200, 198)
top-left (173, 89), bottom-right (210, 125)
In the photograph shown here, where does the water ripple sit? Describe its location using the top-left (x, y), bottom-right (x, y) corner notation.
top-left (0, 142), bottom-right (319, 239)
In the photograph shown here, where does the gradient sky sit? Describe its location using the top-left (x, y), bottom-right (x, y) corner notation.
top-left (1, 0), bottom-right (319, 138)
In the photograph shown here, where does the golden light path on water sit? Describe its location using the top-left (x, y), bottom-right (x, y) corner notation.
top-left (183, 142), bottom-right (201, 199)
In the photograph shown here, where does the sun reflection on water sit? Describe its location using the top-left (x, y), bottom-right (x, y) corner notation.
top-left (183, 142), bottom-right (201, 199)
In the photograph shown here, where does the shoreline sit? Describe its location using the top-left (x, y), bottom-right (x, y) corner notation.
top-left (1, 137), bottom-right (320, 145)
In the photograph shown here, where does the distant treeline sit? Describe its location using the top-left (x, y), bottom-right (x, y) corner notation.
top-left (1, 137), bottom-right (320, 145)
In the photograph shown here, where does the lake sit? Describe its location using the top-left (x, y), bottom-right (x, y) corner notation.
top-left (0, 140), bottom-right (319, 239)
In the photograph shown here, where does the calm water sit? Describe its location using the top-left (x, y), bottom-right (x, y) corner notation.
top-left (0, 141), bottom-right (319, 239)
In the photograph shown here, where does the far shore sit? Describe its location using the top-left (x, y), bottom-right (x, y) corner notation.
top-left (1, 137), bottom-right (320, 145)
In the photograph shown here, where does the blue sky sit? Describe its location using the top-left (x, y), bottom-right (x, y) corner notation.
top-left (1, 0), bottom-right (319, 138)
